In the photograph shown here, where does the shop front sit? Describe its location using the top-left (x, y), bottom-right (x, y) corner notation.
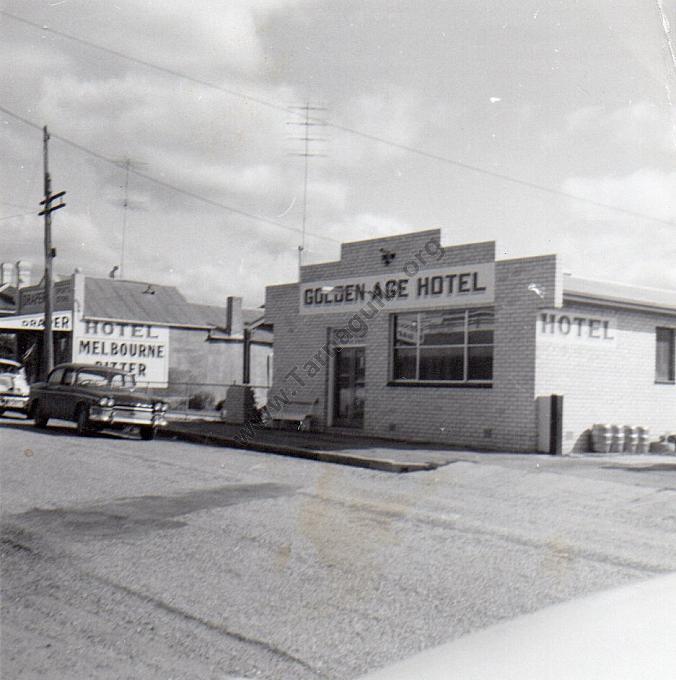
top-left (2, 271), bottom-right (273, 413)
top-left (0, 280), bottom-right (74, 382)
top-left (266, 229), bottom-right (675, 453)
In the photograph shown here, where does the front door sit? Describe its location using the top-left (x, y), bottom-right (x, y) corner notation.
top-left (332, 347), bottom-right (365, 428)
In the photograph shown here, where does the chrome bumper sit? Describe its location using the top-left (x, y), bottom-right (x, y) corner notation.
top-left (89, 406), bottom-right (167, 428)
top-left (0, 394), bottom-right (29, 411)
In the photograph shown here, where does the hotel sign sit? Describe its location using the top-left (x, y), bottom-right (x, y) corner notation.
top-left (300, 263), bottom-right (495, 315)
top-left (537, 310), bottom-right (617, 346)
top-left (72, 319), bottom-right (170, 387)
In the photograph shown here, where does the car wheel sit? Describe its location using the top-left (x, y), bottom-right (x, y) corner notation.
top-left (33, 403), bottom-right (49, 428)
top-left (76, 405), bottom-right (91, 437)
top-left (139, 426), bottom-right (156, 441)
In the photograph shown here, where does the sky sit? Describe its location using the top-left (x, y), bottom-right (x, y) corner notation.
top-left (1, 0), bottom-right (675, 308)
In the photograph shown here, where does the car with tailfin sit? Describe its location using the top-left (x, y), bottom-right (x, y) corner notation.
top-left (28, 363), bottom-right (168, 439)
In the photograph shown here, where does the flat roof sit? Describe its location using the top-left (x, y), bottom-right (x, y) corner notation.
top-left (564, 276), bottom-right (676, 315)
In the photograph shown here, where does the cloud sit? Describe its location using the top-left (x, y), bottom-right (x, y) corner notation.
top-left (332, 88), bottom-right (429, 165)
top-left (6, 0), bottom-right (307, 77)
top-left (562, 168), bottom-right (676, 222)
top-left (323, 212), bottom-right (411, 244)
top-left (558, 169), bottom-right (676, 290)
top-left (565, 101), bottom-right (675, 153)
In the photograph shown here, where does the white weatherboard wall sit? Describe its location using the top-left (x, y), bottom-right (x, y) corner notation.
top-left (536, 303), bottom-right (676, 452)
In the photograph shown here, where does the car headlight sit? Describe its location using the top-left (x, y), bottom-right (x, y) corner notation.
top-left (98, 396), bottom-right (115, 407)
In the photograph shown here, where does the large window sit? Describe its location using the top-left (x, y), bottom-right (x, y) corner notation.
top-left (656, 327), bottom-right (675, 383)
top-left (392, 308), bottom-right (494, 384)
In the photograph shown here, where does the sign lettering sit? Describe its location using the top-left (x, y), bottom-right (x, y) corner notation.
top-left (72, 319), bottom-right (169, 386)
top-left (0, 312), bottom-right (72, 331)
top-left (300, 263), bottom-right (494, 315)
top-left (538, 311), bottom-right (616, 346)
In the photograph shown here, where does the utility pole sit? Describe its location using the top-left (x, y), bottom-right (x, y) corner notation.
top-left (287, 103), bottom-right (326, 275)
top-left (38, 126), bottom-right (66, 378)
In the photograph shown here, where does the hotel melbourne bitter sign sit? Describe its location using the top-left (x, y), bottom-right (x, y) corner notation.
top-left (72, 319), bottom-right (170, 387)
top-left (300, 263), bottom-right (495, 315)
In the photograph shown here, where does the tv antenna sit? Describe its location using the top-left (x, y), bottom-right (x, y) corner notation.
top-left (114, 157), bottom-right (148, 279)
top-left (287, 103), bottom-right (327, 274)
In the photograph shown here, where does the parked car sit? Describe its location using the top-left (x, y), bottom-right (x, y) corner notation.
top-left (356, 572), bottom-right (676, 680)
top-left (28, 363), bottom-right (168, 439)
top-left (0, 358), bottom-right (30, 416)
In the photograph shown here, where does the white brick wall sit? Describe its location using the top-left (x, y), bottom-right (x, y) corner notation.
top-left (536, 302), bottom-right (676, 452)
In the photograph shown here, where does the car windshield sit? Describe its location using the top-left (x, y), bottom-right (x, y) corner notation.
top-left (0, 363), bottom-right (21, 375)
top-left (75, 370), bottom-right (136, 389)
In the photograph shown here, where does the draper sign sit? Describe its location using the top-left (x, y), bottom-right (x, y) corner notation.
top-left (0, 312), bottom-right (72, 331)
top-left (72, 320), bottom-right (170, 386)
top-left (300, 263), bottom-right (495, 315)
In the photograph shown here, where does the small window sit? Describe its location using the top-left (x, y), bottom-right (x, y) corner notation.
top-left (47, 368), bottom-right (65, 385)
top-left (110, 373), bottom-right (135, 389)
top-left (656, 328), bottom-right (675, 383)
top-left (76, 370), bottom-right (108, 387)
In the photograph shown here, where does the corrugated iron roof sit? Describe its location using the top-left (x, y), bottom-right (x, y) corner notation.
top-left (564, 276), bottom-right (676, 314)
top-left (83, 278), bottom-right (264, 328)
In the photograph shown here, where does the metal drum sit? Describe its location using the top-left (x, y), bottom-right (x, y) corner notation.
top-left (623, 426), bottom-right (639, 453)
top-left (610, 424), bottom-right (625, 453)
top-left (591, 424), bottom-right (612, 453)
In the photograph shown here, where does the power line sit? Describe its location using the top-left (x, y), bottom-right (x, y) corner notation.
top-left (0, 212), bottom-right (36, 222)
top-left (1, 10), bottom-right (295, 119)
top-left (2, 9), bottom-right (675, 229)
top-left (0, 199), bottom-right (34, 211)
top-left (326, 122), bottom-right (676, 228)
top-left (0, 105), bottom-right (340, 245)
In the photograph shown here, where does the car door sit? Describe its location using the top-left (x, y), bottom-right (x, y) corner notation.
top-left (58, 368), bottom-right (78, 419)
top-left (40, 367), bottom-right (66, 418)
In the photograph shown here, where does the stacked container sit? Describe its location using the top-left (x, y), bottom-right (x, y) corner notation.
top-left (636, 427), bottom-right (650, 454)
top-left (610, 424), bottom-right (625, 453)
top-left (591, 424), bottom-right (650, 453)
top-left (591, 424), bottom-right (612, 453)
top-left (623, 426), bottom-right (639, 453)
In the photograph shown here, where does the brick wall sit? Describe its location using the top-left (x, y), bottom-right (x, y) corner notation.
top-left (536, 302), bottom-right (676, 452)
top-left (266, 230), bottom-right (562, 452)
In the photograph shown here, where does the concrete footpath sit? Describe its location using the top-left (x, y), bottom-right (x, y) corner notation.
top-left (161, 420), bottom-right (463, 473)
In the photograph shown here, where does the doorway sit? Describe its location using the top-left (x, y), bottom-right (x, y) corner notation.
top-left (332, 346), bottom-right (365, 428)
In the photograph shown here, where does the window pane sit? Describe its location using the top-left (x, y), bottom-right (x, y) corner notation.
top-left (467, 345), bottom-right (493, 380)
top-left (394, 314), bottom-right (418, 346)
top-left (76, 371), bottom-right (108, 387)
top-left (48, 368), bottom-right (64, 385)
top-left (393, 347), bottom-right (417, 380)
top-left (656, 328), bottom-right (675, 382)
top-left (420, 310), bottom-right (465, 345)
top-left (468, 309), bottom-right (494, 345)
top-left (419, 346), bottom-right (464, 381)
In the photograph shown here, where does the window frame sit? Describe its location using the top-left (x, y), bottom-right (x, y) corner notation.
top-left (655, 327), bottom-right (675, 384)
top-left (389, 307), bottom-right (494, 387)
